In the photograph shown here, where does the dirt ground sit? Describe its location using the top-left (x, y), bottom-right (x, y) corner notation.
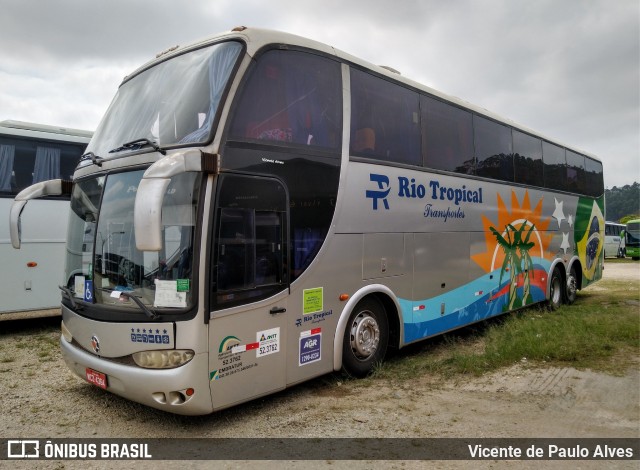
top-left (1, 262), bottom-right (638, 469)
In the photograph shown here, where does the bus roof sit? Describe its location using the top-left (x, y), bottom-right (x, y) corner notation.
top-left (125, 26), bottom-right (600, 163)
top-left (0, 120), bottom-right (93, 143)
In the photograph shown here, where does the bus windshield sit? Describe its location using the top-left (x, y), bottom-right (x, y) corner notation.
top-left (85, 41), bottom-right (242, 157)
top-left (627, 222), bottom-right (640, 246)
top-left (65, 170), bottom-right (202, 311)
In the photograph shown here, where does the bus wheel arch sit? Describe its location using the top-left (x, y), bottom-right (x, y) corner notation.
top-left (333, 287), bottom-right (400, 376)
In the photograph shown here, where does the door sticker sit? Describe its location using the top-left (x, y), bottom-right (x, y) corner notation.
top-left (256, 327), bottom-right (280, 358)
top-left (303, 287), bottom-right (323, 315)
top-left (299, 328), bottom-right (321, 366)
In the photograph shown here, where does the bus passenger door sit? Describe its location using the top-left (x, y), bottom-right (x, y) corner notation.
top-left (208, 174), bottom-right (289, 410)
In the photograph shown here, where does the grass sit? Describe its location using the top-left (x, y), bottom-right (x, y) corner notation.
top-left (367, 270), bottom-right (639, 382)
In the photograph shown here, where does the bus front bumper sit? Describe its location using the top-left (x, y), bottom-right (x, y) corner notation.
top-left (60, 337), bottom-right (214, 416)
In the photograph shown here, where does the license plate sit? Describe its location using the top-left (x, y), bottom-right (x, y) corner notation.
top-left (85, 368), bottom-right (107, 389)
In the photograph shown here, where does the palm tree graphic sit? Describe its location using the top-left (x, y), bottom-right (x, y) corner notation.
top-left (490, 221), bottom-right (536, 311)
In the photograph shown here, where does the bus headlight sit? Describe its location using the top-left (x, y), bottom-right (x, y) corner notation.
top-left (132, 350), bottom-right (195, 369)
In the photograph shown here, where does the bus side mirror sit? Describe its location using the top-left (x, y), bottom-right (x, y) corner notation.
top-left (134, 178), bottom-right (170, 252)
top-left (10, 179), bottom-right (68, 249)
top-left (133, 149), bottom-right (217, 252)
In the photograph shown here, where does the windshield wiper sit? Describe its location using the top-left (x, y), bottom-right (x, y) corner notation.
top-left (59, 285), bottom-right (83, 311)
top-left (121, 292), bottom-right (159, 320)
top-left (79, 151), bottom-right (104, 167)
top-left (109, 138), bottom-right (166, 155)
top-left (97, 287), bottom-right (158, 320)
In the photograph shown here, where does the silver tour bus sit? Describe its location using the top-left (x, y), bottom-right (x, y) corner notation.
top-left (10, 27), bottom-right (605, 415)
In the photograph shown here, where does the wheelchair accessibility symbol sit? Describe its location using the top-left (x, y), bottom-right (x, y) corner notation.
top-left (84, 280), bottom-right (93, 302)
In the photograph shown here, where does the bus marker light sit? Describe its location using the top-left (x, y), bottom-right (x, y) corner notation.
top-left (27, 262), bottom-right (37, 267)
top-left (339, 294), bottom-right (350, 301)
top-left (186, 388), bottom-right (195, 397)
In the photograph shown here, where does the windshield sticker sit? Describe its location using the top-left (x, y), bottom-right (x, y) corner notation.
top-left (83, 280), bottom-right (93, 302)
top-left (303, 287), bottom-right (323, 315)
top-left (299, 328), bottom-right (321, 366)
top-left (256, 327), bottom-right (280, 358)
top-left (154, 280), bottom-right (187, 308)
top-left (74, 275), bottom-right (85, 299)
top-left (176, 279), bottom-right (190, 292)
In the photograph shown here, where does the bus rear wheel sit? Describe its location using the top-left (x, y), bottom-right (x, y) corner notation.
top-left (565, 265), bottom-right (578, 305)
top-left (547, 268), bottom-right (564, 311)
top-left (342, 297), bottom-right (389, 377)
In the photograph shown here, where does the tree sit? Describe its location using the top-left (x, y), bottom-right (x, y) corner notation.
top-left (605, 182), bottom-right (639, 222)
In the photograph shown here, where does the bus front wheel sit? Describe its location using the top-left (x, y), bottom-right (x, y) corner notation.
top-left (342, 297), bottom-right (389, 377)
top-left (547, 268), bottom-right (564, 311)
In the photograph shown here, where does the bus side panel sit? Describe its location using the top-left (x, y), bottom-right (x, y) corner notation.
top-left (0, 198), bottom-right (68, 313)
top-left (208, 294), bottom-right (288, 411)
top-left (334, 162), bottom-right (604, 344)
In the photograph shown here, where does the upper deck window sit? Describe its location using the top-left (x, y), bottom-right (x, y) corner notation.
top-left (350, 69), bottom-right (421, 165)
top-left (229, 50), bottom-right (342, 152)
top-left (566, 150), bottom-right (586, 194)
top-left (585, 157), bottom-right (604, 197)
top-left (513, 130), bottom-right (543, 186)
top-left (543, 142), bottom-right (567, 191)
top-left (474, 115), bottom-right (513, 181)
top-left (422, 96), bottom-right (473, 174)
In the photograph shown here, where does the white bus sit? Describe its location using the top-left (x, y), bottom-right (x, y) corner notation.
top-left (0, 120), bottom-right (91, 315)
top-left (604, 221), bottom-right (626, 258)
top-left (10, 28), bottom-right (604, 414)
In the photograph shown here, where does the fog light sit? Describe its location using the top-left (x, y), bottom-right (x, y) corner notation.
top-left (132, 350), bottom-right (195, 369)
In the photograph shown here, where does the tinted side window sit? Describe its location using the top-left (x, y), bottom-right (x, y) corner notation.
top-left (543, 142), bottom-right (566, 191)
top-left (474, 115), bottom-right (513, 181)
top-left (513, 130), bottom-right (543, 186)
top-left (566, 150), bottom-right (585, 194)
top-left (585, 157), bottom-right (604, 197)
top-left (0, 136), bottom-right (85, 197)
top-left (350, 68), bottom-right (421, 165)
top-left (228, 50), bottom-right (342, 151)
top-left (422, 96), bottom-right (474, 174)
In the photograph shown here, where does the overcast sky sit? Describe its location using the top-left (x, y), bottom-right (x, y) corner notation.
top-left (0, 0), bottom-right (637, 188)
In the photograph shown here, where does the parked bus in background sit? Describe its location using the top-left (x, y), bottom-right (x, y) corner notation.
top-left (1, 120), bottom-right (92, 315)
top-left (604, 221), bottom-right (626, 258)
top-left (10, 28), bottom-right (604, 414)
top-left (625, 219), bottom-right (640, 260)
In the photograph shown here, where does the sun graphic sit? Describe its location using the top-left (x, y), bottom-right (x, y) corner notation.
top-left (472, 190), bottom-right (553, 273)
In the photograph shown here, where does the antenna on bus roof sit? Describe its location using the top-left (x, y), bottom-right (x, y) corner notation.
top-left (379, 65), bottom-right (401, 75)
top-left (156, 45), bottom-right (179, 58)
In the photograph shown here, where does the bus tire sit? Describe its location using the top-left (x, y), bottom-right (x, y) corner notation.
top-left (565, 265), bottom-right (578, 305)
top-left (342, 297), bottom-right (389, 377)
top-left (547, 268), bottom-right (564, 311)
